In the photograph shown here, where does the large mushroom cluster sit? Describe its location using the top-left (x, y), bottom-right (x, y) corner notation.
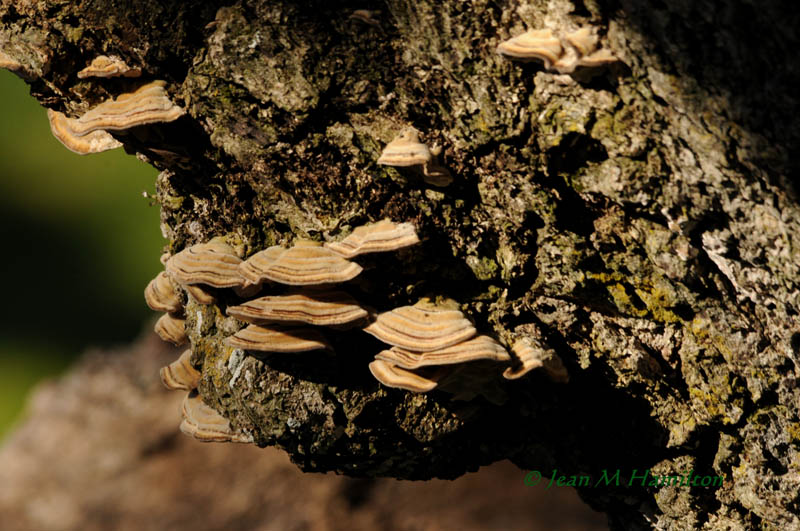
top-left (145, 220), bottom-right (567, 442)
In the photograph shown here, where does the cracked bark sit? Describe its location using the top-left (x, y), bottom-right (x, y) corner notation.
top-left (3, 0), bottom-right (799, 529)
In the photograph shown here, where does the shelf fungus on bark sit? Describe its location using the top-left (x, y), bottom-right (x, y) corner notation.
top-left (154, 313), bottom-right (188, 346)
top-left (166, 239), bottom-right (245, 289)
top-left (325, 219), bottom-right (420, 258)
top-left (160, 349), bottom-right (201, 391)
top-left (180, 391), bottom-right (252, 443)
top-left (497, 26), bottom-right (618, 74)
top-left (47, 109), bottom-right (123, 154)
top-left (375, 335), bottom-right (511, 369)
top-left (144, 271), bottom-right (182, 313)
top-left (63, 80), bottom-right (185, 136)
top-left (377, 130), bottom-right (453, 187)
top-left (364, 298), bottom-right (477, 352)
top-left (368, 359), bottom-right (444, 392)
top-left (224, 323), bottom-right (332, 353)
top-left (227, 288), bottom-right (369, 327)
top-left (77, 55), bottom-right (141, 79)
top-left (503, 337), bottom-right (569, 383)
top-left (239, 239), bottom-right (363, 287)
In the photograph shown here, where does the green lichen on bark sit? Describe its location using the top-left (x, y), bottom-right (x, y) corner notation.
top-left (4, 0), bottom-right (800, 528)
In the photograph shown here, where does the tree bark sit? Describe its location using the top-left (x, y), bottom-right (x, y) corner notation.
top-left (3, 0), bottom-right (799, 528)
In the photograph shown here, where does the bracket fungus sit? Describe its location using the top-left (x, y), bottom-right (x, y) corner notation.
top-left (227, 289), bottom-right (369, 327)
top-left (77, 55), bottom-right (141, 78)
top-left (239, 239), bottom-right (363, 287)
top-left (47, 109), bottom-right (122, 154)
top-left (503, 338), bottom-right (569, 383)
top-left (180, 392), bottom-right (251, 443)
top-left (325, 219), bottom-right (420, 258)
top-left (368, 359), bottom-right (443, 393)
top-left (154, 313), bottom-right (187, 346)
top-left (375, 335), bottom-right (511, 369)
top-left (160, 349), bottom-right (201, 391)
top-left (377, 130), bottom-right (453, 187)
top-left (497, 26), bottom-right (618, 74)
top-left (364, 299), bottom-right (478, 352)
top-left (144, 271), bottom-right (182, 313)
top-left (224, 324), bottom-right (332, 353)
top-left (166, 239), bottom-right (245, 289)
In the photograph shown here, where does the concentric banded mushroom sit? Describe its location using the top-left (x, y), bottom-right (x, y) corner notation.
top-left (224, 324), bottom-right (332, 353)
top-left (375, 335), bottom-right (510, 369)
top-left (77, 55), bottom-right (141, 78)
top-left (496, 29), bottom-right (563, 68)
top-left (154, 313), bottom-right (187, 346)
top-left (160, 349), bottom-right (201, 391)
top-left (144, 271), bottom-right (182, 313)
top-left (364, 299), bottom-right (477, 352)
top-left (368, 359), bottom-right (442, 392)
top-left (227, 288), bottom-right (369, 327)
top-left (166, 239), bottom-right (244, 288)
top-left (47, 109), bottom-right (123, 154)
top-left (239, 240), bottom-right (362, 286)
top-left (67, 80), bottom-right (185, 136)
top-left (325, 220), bottom-right (420, 258)
top-left (185, 284), bottom-right (217, 305)
top-left (180, 392), bottom-right (250, 443)
top-left (377, 130), bottom-right (432, 167)
top-left (503, 338), bottom-right (569, 383)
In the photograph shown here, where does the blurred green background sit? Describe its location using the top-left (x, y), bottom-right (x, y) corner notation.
top-left (0, 70), bottom-right (164, 438)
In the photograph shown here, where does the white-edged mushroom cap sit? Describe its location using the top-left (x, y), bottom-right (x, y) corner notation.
top-left (166, 239), bottom-right (245, 288)
top-left (363, 299), bottom-right (477, 352)
top-left (375, 335), bottom-right (511, 369)
top-left (68, 80), bottom-right (185, 136)
top-left (47, 109), bottom-right (123, 154)
top-left (227, 288), bottom-right (369, 327)
top-left (377, 130), bottom-right (433, 167)
top-left (503, 337), bottom-right (569, 382)
top-left (154, 313), bottom-right (187, 346)
top-left (180, 391), bottom-right (251, 443)
top-left (77, 55), bottom-right (141, 78)
top-left (368, 359), bottom-right (441, 392)
top-left (496, 29), bottom-right (564, 67)
top-left (144, 271), bottom-right (182, 313)
top-left (224, 323), bottom-right (332, 353)
top-left (239, 239), bottom-right (363, 286)
top-left (160, 349), bottom-right (201, 391)
top-left (325, 219), bottom-right (420, 258)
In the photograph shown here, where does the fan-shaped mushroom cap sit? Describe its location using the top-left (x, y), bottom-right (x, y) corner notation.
top-left (496, 29), bottom-right (563, 67)
top-left (564, 27), bottom-right (598, 56)
top-left (503, 338), bottom-right (569, 382)
top-left (185, 284), bottom-right (216, 305)
top-left (47, 109), bottom-right (123, 154)
top-left (377, 130), bottom-right (433, 167)
top-left (166, 239), bottom-right (244, 288)
top-left (363, 299), bottom-right (477, 352)
top-left (144, 271), bottom-right (182, 313)
top-left (375, 335), bottom-right (511, 369)
top-left (325, 220), bottom-right (420, 258)
top-left (239, 240), bottom-right (363, 286)
top-left (154, 313), bottom-right (187, 346)
top-left (160, 349), bottom-right (201, 391)
top-left (224, 324), bottom-right (331, 353)
top-left (77, 55), bottom-right (141, 78)
top-left (180, 392), bottom-right (251, 443)
top-left (67, 80), bottom-right (185, 136)
top-left (368, 359), bottom-right (441, 392)
top-left (227, 288), bottom-right (368, 327)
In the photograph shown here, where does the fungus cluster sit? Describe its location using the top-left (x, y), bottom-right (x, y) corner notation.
top-left (496, 26), bottom-right (617, 74)
top-left (47, 79), bottom-right (185, 154)
top-left (145, 220), bottom-right (566, 442)
top-left (377, 130), bottom-right (453, 187)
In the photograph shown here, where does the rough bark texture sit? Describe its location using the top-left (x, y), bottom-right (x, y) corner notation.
top-left (3, 0), bottom-right (799, 529)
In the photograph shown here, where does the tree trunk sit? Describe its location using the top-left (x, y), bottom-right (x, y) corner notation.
top-left (3, 0), bottom-right (798, 528)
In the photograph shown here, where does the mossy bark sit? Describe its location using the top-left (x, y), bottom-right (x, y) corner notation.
top-left (3, 0), bottom-right (799, 528)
